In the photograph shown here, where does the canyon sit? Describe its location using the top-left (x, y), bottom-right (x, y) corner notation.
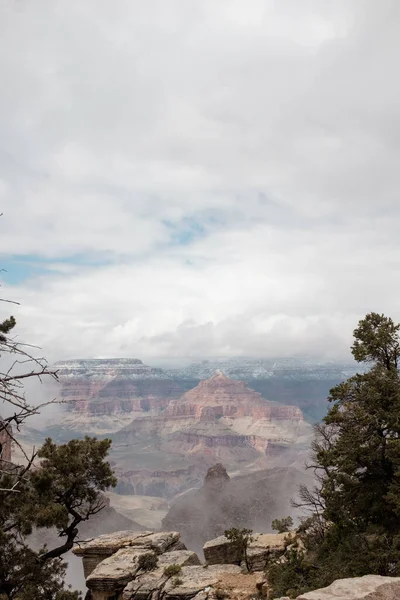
top-left (48, 359), bottom-right (315, 501)
top-left (54, 357), bottom-right (356, 427)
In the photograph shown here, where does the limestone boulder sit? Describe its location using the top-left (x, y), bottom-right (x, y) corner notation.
top-left (86, 547), bottom-right (150, 592)
top-left (72, 530), bottom-right (182, 578)
top-left (296, 575), bottom-right (400, 599)
top-left (203, 532), bottom-right (287, 567)
top-left (123, 564), bottom-right (242, 600)
top-left (203, 535), bottom-right (240, 565)
top-left (87, 548), bottom-right (200, 597)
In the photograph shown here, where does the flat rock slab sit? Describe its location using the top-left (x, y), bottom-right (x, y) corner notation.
top-left (87, 549), bottom-right (200, 592)
top-left (87, 547), bottom-right (150, 591)
top-left (296, 575), bottom-right (400, 600)
top-left (123, 564), bottom-right (242, 599)
top-left (73, 530), bottom-right (181, 556)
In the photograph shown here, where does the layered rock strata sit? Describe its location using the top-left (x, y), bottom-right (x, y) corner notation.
top-left (113, 373), bottom-right (312, 497)
top-left (53, 358), bottom-right (195, 434)
top-left (73, 530), bottom-right (183, 580)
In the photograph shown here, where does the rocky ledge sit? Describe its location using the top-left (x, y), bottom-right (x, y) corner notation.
top-left (73, 529), bottom-right (275, 600)
top-left (73, 530), bottom-right (400, 600)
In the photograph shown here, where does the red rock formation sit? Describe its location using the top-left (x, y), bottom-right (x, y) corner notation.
top-left (112, 372), bottom-right (313, 497)
top-left (53, 359), bottom-right (195, 432)
top-left (166, 372), bottom-right (304, 421)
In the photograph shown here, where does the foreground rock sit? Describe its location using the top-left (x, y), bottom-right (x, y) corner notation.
top-left (73, 530), bottom-right (183, 579)
top-left (204, 532), bottom-right (287, 570)
top-left (73, 530), bottom-right (263, 600)
top-left (74, 530), bottom-right (400, 600)
top-left (296, 574), bottom-right (400, 599)
top-left (89, 549), bottom-right (200, 597)
top-left (123, 564), bottom-right (242, 599)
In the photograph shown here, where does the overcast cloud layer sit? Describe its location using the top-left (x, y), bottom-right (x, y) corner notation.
top-left (1, 0), bottom-right (399, 362)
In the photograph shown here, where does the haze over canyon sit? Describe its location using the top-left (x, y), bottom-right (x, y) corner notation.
top-left (13, 355), bottom-right (355, 536)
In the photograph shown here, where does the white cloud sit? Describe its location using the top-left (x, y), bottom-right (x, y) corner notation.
top-left (0, 0), bottom-right (399, 360)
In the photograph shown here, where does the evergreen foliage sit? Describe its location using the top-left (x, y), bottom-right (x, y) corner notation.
top-left (267, 313), bottom-right (400, 598)
top-left (0, 437), bottom-right (116, 598)
top-left (0, 315), bottom-right (16, 342)
top-left (163, 564), bottom-right (182, 577)
top-left (271, 516), bottom-right (293, 533)
top-left (137, 553), bottom-right (159, 572)
top-left (0, 307), bottom-right (117, 598)
top-left (224, 527), bottom-right (253, 571)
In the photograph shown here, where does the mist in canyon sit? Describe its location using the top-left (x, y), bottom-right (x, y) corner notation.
top-left (14, 354), bottom-right (339, 592)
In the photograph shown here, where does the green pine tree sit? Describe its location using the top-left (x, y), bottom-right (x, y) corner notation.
top-left (267, 313), bottom-right (400, 598)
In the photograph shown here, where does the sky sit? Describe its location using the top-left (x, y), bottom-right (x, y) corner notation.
top-left (0, 0), bottom-right (399, 362)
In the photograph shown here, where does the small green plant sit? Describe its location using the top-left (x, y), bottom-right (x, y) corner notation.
top-left (271, 516), bottom-right (294, 533)
top-left (224, 527), bottom-right (254, 571)
top-left (163, 564), bottom-right (182, 577)
top-left (137, 552), bottom-right (159, 572)
top-left (172, 577), bottom-right (183, 587)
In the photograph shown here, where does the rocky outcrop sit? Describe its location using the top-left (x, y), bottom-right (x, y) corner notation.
top-left (162, 465), bottom-right (313, 551)
top-left (123, 564), bottom-right (243, 599)
top-left (203, 463), bottom-right (230, 492)
top-left (203, 532), bottom-right (287, 570)
top-left (73, 530), bottom-right (183, 579)
top-left (73, 529), bottom-right (263, 600)
top-left (88, 549), bottom-right (200, 595)
top-left (74, 530), bottom-right (400, 600)
top-left (296, 574), bottom-right (400, 599)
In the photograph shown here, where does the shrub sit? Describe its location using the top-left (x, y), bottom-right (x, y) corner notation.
top-left (137, 552), bottom-right (159, 571)
top-left (163, 563), bottom-right (182, 577)
top-left (271, 516), bottom-right (293, 533)
top-left (224, 527), bottom-right (254, 571)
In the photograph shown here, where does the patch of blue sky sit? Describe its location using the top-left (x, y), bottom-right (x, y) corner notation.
top-left (162, 213), bottom-right (226, 247)
top-left (0, 253), bottom-right (113, 285)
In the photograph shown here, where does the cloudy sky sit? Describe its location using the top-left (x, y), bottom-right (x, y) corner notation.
top-left (0, 0), bottom-right (399, 362)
